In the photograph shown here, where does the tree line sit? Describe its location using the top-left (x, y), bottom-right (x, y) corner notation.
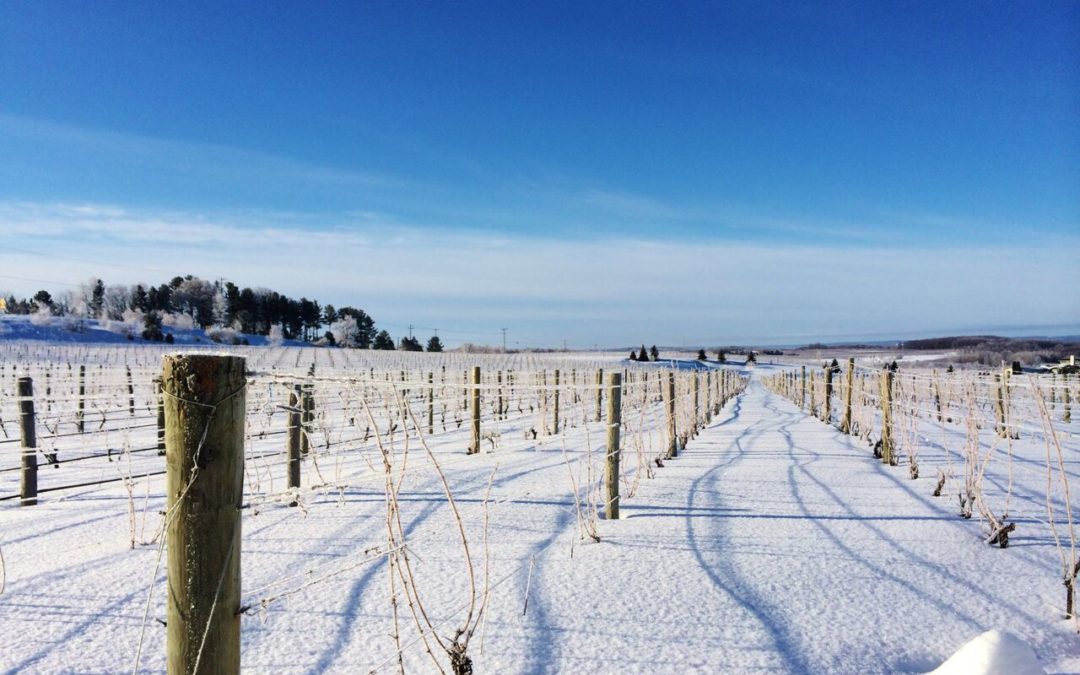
top-left (2, 275), bottom-right (444, 351)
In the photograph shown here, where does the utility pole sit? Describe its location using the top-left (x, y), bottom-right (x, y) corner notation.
top-left (501, 328), bottom-right (507, 352)
top-left (408, 324), bottom-right (414, 339)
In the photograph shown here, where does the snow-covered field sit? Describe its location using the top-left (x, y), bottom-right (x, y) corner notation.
top-left (0, 344), bottom-right (1077, 673)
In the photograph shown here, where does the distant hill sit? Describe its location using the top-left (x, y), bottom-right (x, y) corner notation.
top-left (0, 314), bottom-right (293, 347)
top-left (900, 335), bottom-right (1079, 351)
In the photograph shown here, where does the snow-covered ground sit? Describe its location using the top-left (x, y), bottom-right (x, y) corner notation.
top-left (0, 349), bottom-right (1077, 673)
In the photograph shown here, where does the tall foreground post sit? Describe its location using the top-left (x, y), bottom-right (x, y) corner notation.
top-left (468, 366), bottom-right (481, 454)
top-left (18, 376), bottom-right (37, 506)
top-left (163, 354), bottom-right (245, 675)
top-left (605, 372), bottom-right (622, 520)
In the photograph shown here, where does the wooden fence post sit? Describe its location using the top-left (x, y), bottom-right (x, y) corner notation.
top-left (287, 390), bottom-right (301, 497)
top-left (1064, 374), bottom-right (1072, 423)
top-left (666, 371), bottom-right (677, 459)
top-left (497, 370), bottom-right (504, 420)
top-left (995, 372), bottom-right (1007, 438)
top-left (468, 366), bottom-right (481, 454)
top-left (427, 372), bottom-right (435, 434)
top-left (823, 364), bottom-right (833, 424)
top-left (595, 369), bottom-right (603, 422)
top-left (880, 369), bottom-right (895, 465)
top-left (127, 366), bottom-right (136, 417)
top-left (155, 377), bottom-right (166, 455)
top-left (18, 376), bottom-right (37, 506)
top-left (692, 371), bottom-right (700, 434)
top-left (705, 371), bottom-right (713, 424)
top-left (553, 369), bottom-right (560, 434)
top-left (163, 354), bottom-right (245, 675)
top-left (605, 372), bottom-right (622, 520)
top-left (800, 366), bottom-right (807, 411)
top-left (301, 384), bottom-right (314, 456)
top-left (76, 364), bottom-right (86, 434)
top-left (841, 358), bottom-right (854, 434)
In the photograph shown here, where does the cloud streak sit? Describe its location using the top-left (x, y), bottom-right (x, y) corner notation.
top-left (2, 200), bottom-right (1077, 346)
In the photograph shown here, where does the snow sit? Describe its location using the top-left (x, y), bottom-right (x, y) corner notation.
top-left (930, 630), bottom-right (1045, 675)
top-left (1, 347), bottom-right (1078, 673)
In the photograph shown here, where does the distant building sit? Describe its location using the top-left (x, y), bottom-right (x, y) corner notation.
top-left (1041, 355), bottom-right (1077, 374)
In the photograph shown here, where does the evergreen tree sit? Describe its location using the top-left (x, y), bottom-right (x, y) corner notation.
top-left (141, 311), bottom-right (164, 341)
top-left (629, 350), bottom-right (638, 361)
top-left (746, 351), bottom-right (757, 364)
top-left (697, 349), bottom-right (707, 360)
top-left (90, 279), bottom-right (105, 318)
top-left (650, 345), bottom-right (659, 361)
top-left (427, 335), bottom-right (444, 352)
top-left (373, 330), bottom-right (395, 350)
top-left (717, 351), bottom-right (726, 363)
top-left (32, 290), bottom-right (54, 313)
top-left (640, 345), bottom-right (649, 361)
top-left (399, 336), bottom-right (423, 351)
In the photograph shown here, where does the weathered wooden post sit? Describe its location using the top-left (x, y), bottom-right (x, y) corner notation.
top-left (605, 372), bottom-right (622, 520)
top-left (705, 371), bottom-right (713, 423)
top-left (823, 363), bottom-right (833, 424)
top-left (468, 366), bottom-right (481, 454)
top-left (553, 369), bottom-right (560, 434)
top-left (841, 358), bottom-right (855, 434)
top-left (163, 354), bottom-right (245, 675)
top-left (994, 372), bottom-right (1007, 438)
top-left (666, 371), bottom-right (677, 459)
top-left (880, 369), bottom-right (895, 465)
top-left (1064, 374), bottom-right (1072, 424)
top-left (155, 377), bottom-right (166, 455)
top-left (18, 376), bottom-right (37, 506)
top-left (692, 371), bottom-right (700, 433)
top-left (595, 369), bottom-right (603, 422)
top-left (497, 370), bottom-right (504, 420)
top-left (809, 370), bottom-right (817, 418)
top-left (800, 366), bottom-right (807, 411)
top-left (301, 383), bottom-right (314, 456)
top-left (76, 364), bottom-right (86, 434)
top-left (287, 390), bottom-right (301, 496)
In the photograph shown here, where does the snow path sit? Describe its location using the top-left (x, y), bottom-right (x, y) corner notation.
top-left (515, 379), bottom-right (1077, 674)
top-left (3, 376), bottom-right (1078, 673)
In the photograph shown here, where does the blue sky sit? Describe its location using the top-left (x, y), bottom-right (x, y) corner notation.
top-left (1, 1), bottom-right (1077, 347)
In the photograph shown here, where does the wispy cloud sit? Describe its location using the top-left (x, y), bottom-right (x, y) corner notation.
top-left (1, 200), bottom-right (1076, 346)
top-left (0, 112), bottom-right (404, 192)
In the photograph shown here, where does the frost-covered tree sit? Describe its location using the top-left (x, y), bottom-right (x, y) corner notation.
top-left (267, 323), bottom-right (285, 346)
top-left (331, 315), bottom-right (362, 347)
top-left (103, 284), bottom-right (130, 321)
